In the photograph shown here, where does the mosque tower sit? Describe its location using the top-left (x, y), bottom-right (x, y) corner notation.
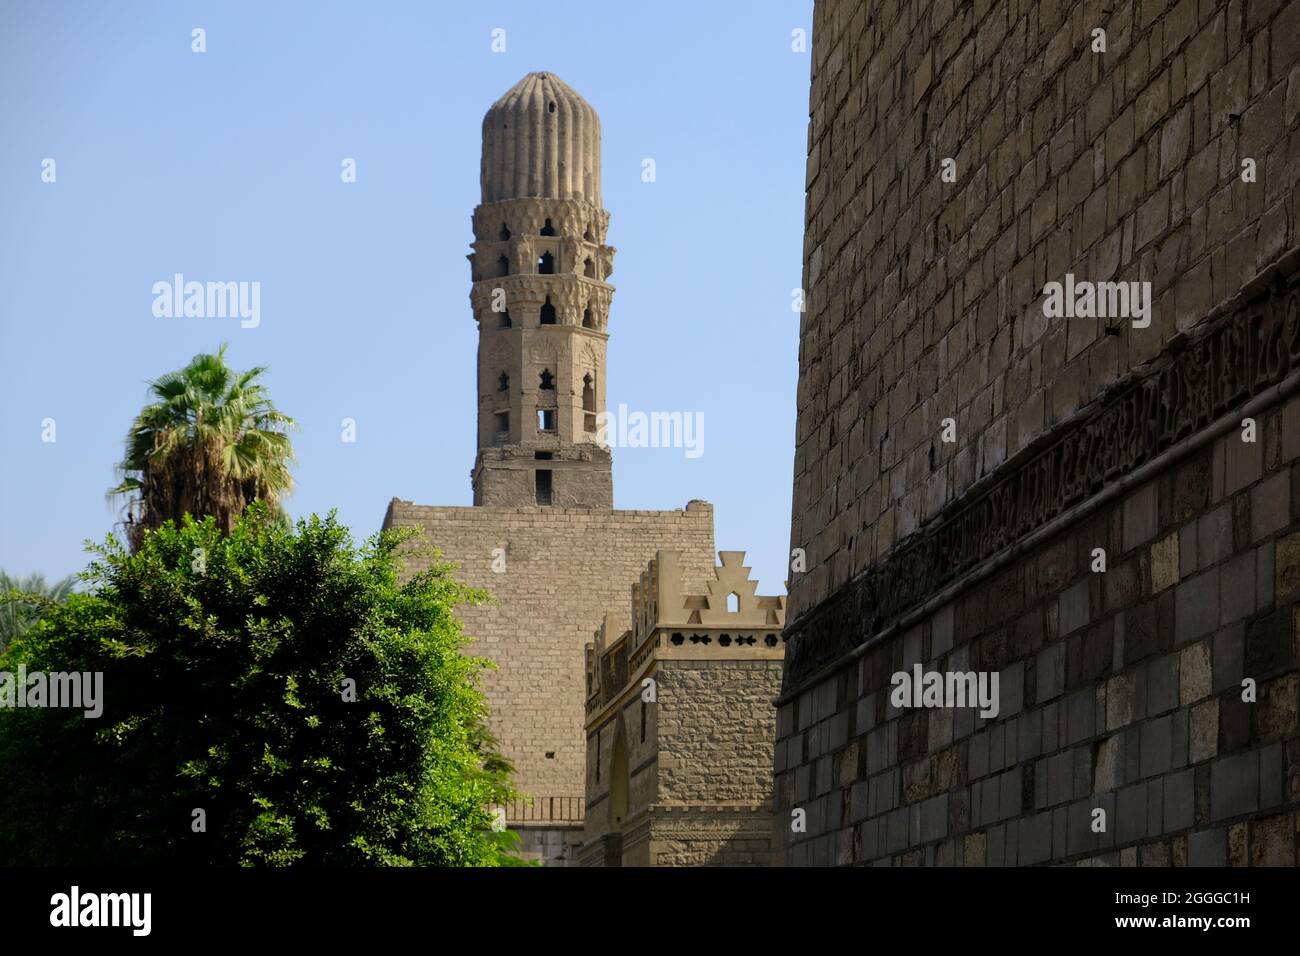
top-left (468, 72), bottom-right (615, 508)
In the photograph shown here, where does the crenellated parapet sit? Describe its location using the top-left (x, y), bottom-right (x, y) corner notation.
top-left (585, 550), bottom-right (786, 722)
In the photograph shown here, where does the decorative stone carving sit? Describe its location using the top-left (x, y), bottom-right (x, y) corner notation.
top-left (784, 273), bottom-right (1300, 691)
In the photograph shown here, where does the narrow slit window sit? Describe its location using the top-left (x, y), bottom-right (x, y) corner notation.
top-left (583, 373), bottom-right (596, 432)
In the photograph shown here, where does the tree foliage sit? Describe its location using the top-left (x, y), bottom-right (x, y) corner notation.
top-left (0, 506), bottom-right (521, 866)
top-left (110, 345), bottom-right (295, 550)
top-left (0, 572), bottom-right (77, 653)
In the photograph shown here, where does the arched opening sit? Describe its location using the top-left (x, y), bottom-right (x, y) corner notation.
top-left (583, 372), bottom-right (596, 432)
top-left (582, 306), bottom-right (595, 329)
top-left (727, 592), bottom-right (740, 613)
top-left (584, 257), bottom-right (595, 278)
top-left (540, 218), bottom-right (556, 236)
top-left (539, 369), bottom-right (555, 390)
top-left (539, 297), bottom-right (557, 325)
top-left (537, 252), bottom-right (555, 274)
top-left (498, 372), bottom-right (509, 392)
top-left (496, 255), bottom-right (509, 277)
top-left (609, 730), bottom-right (628, 832)
top-left (584, 224), bottom-right (594, 241)
top-left (497, 310), bottom-right (512, 329)
top-left (498, 224), bottom-right (511, 241)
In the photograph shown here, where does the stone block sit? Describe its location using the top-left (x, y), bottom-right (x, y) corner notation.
top-left (1179, 641), bottom-right (1213, 706)
top-left (1175, 568), bottom-right (1219, 642)
top-left (1164, 769), bottom-right (1195, 833)
top-left (1190, 699), bottom-right (1219, 764)
top-left (1140, 715), bottom-right (1174, 779)
top-left (1151, 533), bottom-right (1180, 593)
top-left (1251, 471), bottom-right (1290, 541)
top-left (1211, 750), bottom-right (1259, 821)
top-left (1188, 828), bottom-right (1226, 866)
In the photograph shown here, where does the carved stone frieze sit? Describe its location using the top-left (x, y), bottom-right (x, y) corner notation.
top-left (783, 273), bottom-right (1300, 692)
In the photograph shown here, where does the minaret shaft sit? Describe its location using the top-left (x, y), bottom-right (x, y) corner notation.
top-left (469, 73), bottom-right (616, 509)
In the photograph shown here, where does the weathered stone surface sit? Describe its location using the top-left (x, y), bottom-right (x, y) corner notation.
top-left (1179, 641), bottom-right (1213, 706)
top-left (1190, 700), bottom-right (1220, 764)
top-left (1151, 534), bottom-right (1180, 594)
top-left (777, 0), bottom-right (1300, 868)
top-left (1278, 532), bottom-right (1300, 599)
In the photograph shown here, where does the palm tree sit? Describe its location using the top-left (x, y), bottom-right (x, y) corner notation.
top-left (110, 344), bottom-right (296, 549)
top-left (0, 572), bottom-right (76, 651)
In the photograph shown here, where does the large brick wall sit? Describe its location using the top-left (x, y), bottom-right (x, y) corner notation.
top-left (778, 0), bottom-right (1300, 866)
top-left (380, 500), bottom-right (715, 813)
top-left (789, 0), bottom-right (1300, 623)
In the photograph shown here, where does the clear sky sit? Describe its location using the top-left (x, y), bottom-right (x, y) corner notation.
top-left (0, 0), bottom-right (812, 598)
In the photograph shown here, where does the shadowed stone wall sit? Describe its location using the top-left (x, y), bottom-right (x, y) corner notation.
top-left (778, 0), bottom-right (1300, 866)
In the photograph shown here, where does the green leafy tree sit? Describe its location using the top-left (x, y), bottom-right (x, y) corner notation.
top-left (0, 572), bottom-right (76, 652)
top-left (0, 506), bottom-right (522, 866)
top-left (110, 344), bottom-right (295, 550)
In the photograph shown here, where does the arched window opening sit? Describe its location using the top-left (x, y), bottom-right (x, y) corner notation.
top-left (498, 224), bottom-right (511, 241)
top-left (540, 218), bottom-right (556, 237)
top-left (583, 306), bottom-right (595, 329)
top-left (727, 592), bottom-right (740, 613)
top-left (537, 252), bottom-right (555, 274)
top-left (498, 372), bottom-right (509, 392)
top-left (539, 369), bottom-right (555, 391)
top-left (498, 310), bottom-right (512, 329)
top-left (540, 297), bottom-right (557, 325)
top-left (583, 373), bottom-right (597, 432)
top-left (584, 224), bottom-right (594, 241)
top-left (497, 255), bottom-right (509, 277)
top-left (584, 257), bottom-right (595, 279)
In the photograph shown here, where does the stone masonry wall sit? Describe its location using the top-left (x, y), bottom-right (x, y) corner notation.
top-left (775, 394), bottom-right (1300, 864)
top-left (382, 500), bottom-right (715, 804)
top-left (790, 0), bottom-right (1300, 623)
top-left (584, 657), bottom-right (783, 866)
top-left (778, 0), bottom-right (1300, 866)
top-left (657, 660), bottom-right (784, 806)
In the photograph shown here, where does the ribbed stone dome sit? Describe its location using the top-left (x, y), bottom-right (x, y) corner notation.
top-left (481, 72), bottom-right (602, 206)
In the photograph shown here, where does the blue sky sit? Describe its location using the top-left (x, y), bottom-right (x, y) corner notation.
top-left (0, 0), bottom-right (811, 597)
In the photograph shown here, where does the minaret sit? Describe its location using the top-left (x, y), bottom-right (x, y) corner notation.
top-left (468, 72), bottom-right (615, 508)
